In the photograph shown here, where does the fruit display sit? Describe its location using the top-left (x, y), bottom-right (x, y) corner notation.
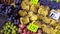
top-left (0, 0), bottom-right (60, 34)
top-left (19, 0), bottom-right (60, 34)
top-left (39, 0), bottom-right (60, 9)
top-left (0, 21), bottom-right (18, 34)
top-left (18, 24), bottom-right (42, 34)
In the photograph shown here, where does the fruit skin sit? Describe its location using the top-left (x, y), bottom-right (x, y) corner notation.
top-left (21, 1), bottom-right (30, 10)
top-left (19, 24), bottom-right (26, 29)
top-left (39, 0), bottom-right (60, 9)
top-left (18, 28), bottom-right (23, 33)
top-left (23, 32), bottom-right (27, 34)
top-left (37, 29), bottom-right (42, 34)
top-left (30, 15), bottom-right (38, 21)
top-left (27, 31), bottom-right (31, 34)
top-left (14, 0), bottom-right (22, 5)
top-left (55, 30), bottom-right (60, 34)
top-left (42, 17), bottom-right (51, 24)
top-left (32, 32), bottom-right (37, 34)
top-left (23, 28), bottom-right (28, 33)
top-left (38, 29), bottom-right (42, 33)
top-left (38, 5), bottom-right (49, 17)
top-left (14, 19), bottom-right (19, 25)
top-left (18, 24), bottom-right (43, 34)
top-left (0, 1), bottom-right (21, 24)
top-left (18, 10), bottom-right (27, 17)
top-left (1, 21), bottom-right (18, 34)
top-left (20, 17), bottom-right (30, 24)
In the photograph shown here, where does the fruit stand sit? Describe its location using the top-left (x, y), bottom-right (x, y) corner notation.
top-left (0, 0), bottom-right (60, 34)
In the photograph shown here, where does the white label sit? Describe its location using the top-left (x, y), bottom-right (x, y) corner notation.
top-left (49, 9), bottom-right (60, 20)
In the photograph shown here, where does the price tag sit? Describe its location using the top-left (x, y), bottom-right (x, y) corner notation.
top-left (49, 9), bottom-right (60, 20)
top-left (30, 0), bottom-right (38, 4)
top-left (28, 23), bottom-right (38, 32)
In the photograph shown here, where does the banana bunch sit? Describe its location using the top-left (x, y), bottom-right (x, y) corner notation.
top-left (38, 6), bottom-right (49, 17)
top-left (42, 24), bottom-right (55, 34)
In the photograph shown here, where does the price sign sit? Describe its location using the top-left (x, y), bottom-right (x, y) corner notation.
top-left (49, 9), bottom-right (60, 20)
top-left (30, 0), bottom-right (38, 4)
top-left (28, 23), bottom-right (38, 32)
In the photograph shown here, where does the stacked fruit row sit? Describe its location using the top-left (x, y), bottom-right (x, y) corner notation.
top-left (19, 0), bottom-right (60, 34)
top-left (0, 0), bottom-right (22, 26)
top-left (39, 0), bottom-right (60, 9)
top-left (0, 21), bottom-right (18, 34)
top-left (0, 0), bottom-right (60, 34)
top-left (18, 24), bottom-right (42, 34)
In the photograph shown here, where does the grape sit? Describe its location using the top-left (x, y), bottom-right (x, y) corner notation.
top-left (5, 6), bottom-right (12, 14)
top-left (0, 1), bottom-right (21, 34)
top-left (23, 32), bottom-right (27, 34)
top-left (14, 20), bottom-right (16, 23)
top-left (19, 24), bottom-right (26, 29)
top-left (8, 29), bottom-right (11, 32)
top-left (1, 22), bottom-right (18, 34)
top-left (18, 24), bottom-right (43, 34)
top-left (7, 15), bottom-right (14, 21)
top-left (0, 30), bottom-right (4, 34)
top-left (39, 0), bottom-right (60, 9)
top-left (14, 5), bottom-right (19, 11)
top-left (32, 32), bottom-right (37, 34)
top-left (13, 13), bottom-right (18, 18)
top-left (0, 1), bottom-right (20, 31)
top-left (14, 0), bottom-right (22, 4)
top-left (23, 28), bottom-right (28, 33)
top-left (0, 2), bottom-right (20, 24)
top-left (0, 4), bottom-right (3, 9)
top-left (1, 11), bottom-right (5, 15)
top-left (8, 9), bottom-right (12, 13)
top-left (16, 19), bottom-right (19, 24)
top-left (6, 5), bottom-right (11, 8)
top-left (18, 28), bottom-right (23, 33)
top-left (0, 5), bottom-right (12, 15)
top-left (16, 5), bottom-right (19, 9)
top-left (14, 19), bottom-right (19, 24)
top-left (1, 6), bottom-right (5, 9)
top-left (27, 31), bottom-right (31, 34)
top-left (7, 17), bottom-right (12, 21)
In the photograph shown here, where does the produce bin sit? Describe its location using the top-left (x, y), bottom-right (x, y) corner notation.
top-left (0, 0), bottom-right (60, 34)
